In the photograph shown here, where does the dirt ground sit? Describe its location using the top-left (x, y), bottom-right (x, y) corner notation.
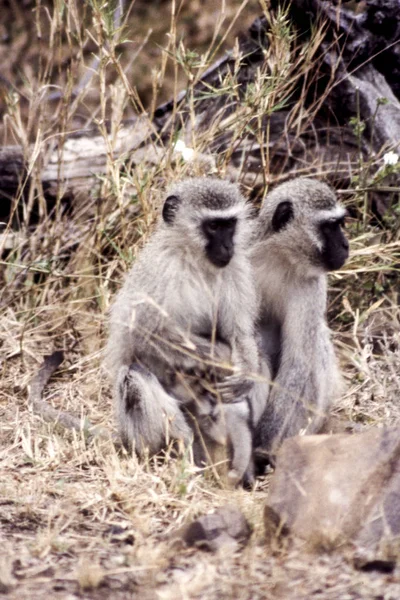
top-left (1, 335), bottom-right (400, 600)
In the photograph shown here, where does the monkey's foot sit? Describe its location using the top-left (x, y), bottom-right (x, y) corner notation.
top-left (254, 447), bottom-right (277, 471)
top-left (118, 363), bottom-right (151, 412)
top-left (227, 469), bottom-right (242, 488)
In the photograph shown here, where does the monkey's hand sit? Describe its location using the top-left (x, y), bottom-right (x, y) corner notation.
top-left (214, 371), bottom-right (255, 403)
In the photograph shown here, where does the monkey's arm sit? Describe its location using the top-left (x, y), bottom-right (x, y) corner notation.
top-left (107, 299), bottom-right (231, 374)
top-left (214, 322), bottom-right (264, 402)
top-left (124, 311), bottom-right (236, 407)
top-left (224, 402), bottom-right (254, 487)
top-left (143, 322), bottom-right (264, 410)
top-left (144, 324), bottom-right (233, 375)
top-left (255, 293), bottom-right (325, 455)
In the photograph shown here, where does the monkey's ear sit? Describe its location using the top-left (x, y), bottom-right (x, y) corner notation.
top-left (162, 195), bottom-right (180, 224)
top-left (272, 201), bottom-right (294, 232)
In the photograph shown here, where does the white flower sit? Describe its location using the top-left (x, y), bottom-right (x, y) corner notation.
top-left (383, 151), bottom-right (399, 166)
top-left (174, 139), bottom-right (195, 161)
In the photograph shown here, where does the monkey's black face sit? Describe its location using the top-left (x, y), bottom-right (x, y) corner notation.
top-left (202, 217), bottom-right (237, 267)
top-left (319, 217), bottom-right (349, 271)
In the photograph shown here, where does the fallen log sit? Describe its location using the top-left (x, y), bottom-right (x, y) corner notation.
top-left (1, 0), bottom-right (399, 209)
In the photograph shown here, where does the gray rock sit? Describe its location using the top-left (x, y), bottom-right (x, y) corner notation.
top-left (264, 427), bottom-right (400, 561)
top-left (181, 505), bottom-right (252, 552)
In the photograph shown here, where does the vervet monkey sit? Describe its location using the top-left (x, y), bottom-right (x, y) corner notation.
top-left (252, 178), bottom-right (349, 459)
top-left (105, 177), bottom-right (269, 481)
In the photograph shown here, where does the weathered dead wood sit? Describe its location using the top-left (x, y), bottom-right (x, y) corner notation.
top-left (152, 0), bottom-right (400, 194)
top-left (1, 0), bottom-right (400, 207)
top-left (278, 0), bottom-right (400, 99)
top-left (272, 0), bottom-right (400, 151)
top-left (0, 117), bottom-right (159, 201)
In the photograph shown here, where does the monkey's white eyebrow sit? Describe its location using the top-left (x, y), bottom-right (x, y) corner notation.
top-left (317, 206), bottom-right (346, 222)
top-left (202, 207), bottom-right (243, 220)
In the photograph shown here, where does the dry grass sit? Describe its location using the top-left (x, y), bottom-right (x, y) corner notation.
top-left (1, 1), bottom-right (400, 598)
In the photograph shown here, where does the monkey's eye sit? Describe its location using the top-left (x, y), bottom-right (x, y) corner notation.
top-left (224, 218), bottom-right (237, 231)
top-left (205, 220), bottom-right (219, 233)
top-left (203, 218), bottom-right (237, 237)
top-left (321, 216), bottom-right (345, 232)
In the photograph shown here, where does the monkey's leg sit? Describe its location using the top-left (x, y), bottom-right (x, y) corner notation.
top-left (311, 325), bottom-right (344, 433)
top-left (224, 403), bottom-right (254, 487)
top-left (264, 326), bottom-right (340, 456)
top-left (254, 390), bottom-right (306, 458)
top-left (254, 361), bottom-right (329, 465)
top-left (116, 363), bottom-right (192, 458)
top-left (254, 290), bottom-right (334, 458)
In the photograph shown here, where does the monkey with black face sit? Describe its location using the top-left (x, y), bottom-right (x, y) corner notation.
top-left (252, 178), bottom-right (348, 459)
top-left (105, 177), bottom-right (269, 481)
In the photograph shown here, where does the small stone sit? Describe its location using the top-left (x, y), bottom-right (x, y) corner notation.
top-left (180, 505), bottom-right (252, 552)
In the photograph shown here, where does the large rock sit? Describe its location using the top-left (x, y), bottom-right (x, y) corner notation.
top-left (264, 427), bottom-right (400, 563)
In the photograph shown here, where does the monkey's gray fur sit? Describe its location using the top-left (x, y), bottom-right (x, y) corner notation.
top-left (105, 177), bottom-right (269, 477)
top-left (117, 361), bottom-right (267, 485)
top-left (252, 178), bottom-right (348, 458)
top-left (190, 397), bottom-right (254, 487)
top-left (116, 363), bottom-right (192, 457)
top-left (187, 354), bottom-right (270, 486)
